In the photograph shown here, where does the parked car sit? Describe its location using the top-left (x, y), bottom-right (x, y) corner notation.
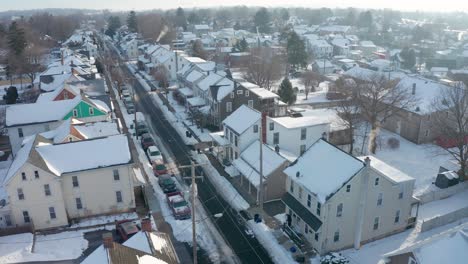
top-left (140, 133), bottom-right (155, 150)
top-left (152, 162), bottom-right (168, 176)
top-left (121, 89), bottom-right (131, 100)
top-left (158, 174), bottom-right (177, 193)
top-left (135, 121), bottom-right (149, 136)
top-left (166, 191), bottom-right (191, 220)
top-left (116, 220), bottom-right (139, 241)
top-left (146, 145), bottom-right (163, 164)
top-left (126, 102), bottom-right (135, 114)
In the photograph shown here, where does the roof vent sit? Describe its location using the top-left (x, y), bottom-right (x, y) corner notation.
top-left (296, 171), bottom-right (300, 178)
top-left (275, 145), bottom-right (280, 153)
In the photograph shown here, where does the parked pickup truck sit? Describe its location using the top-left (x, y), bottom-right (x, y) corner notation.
top-left (116, 220), bottom-right (139, 241)
top-left (166, 192), bottom-right (191, 220)
top-left (158, 174), bottom-right (177, 193)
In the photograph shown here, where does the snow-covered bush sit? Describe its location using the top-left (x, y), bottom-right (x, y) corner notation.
top-left (387, 137), bottom-right (400, 149)
top-left (320, 252), bottom-right (349, 264)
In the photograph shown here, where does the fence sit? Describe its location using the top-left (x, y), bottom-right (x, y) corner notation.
top-left (0, 224), bottom-right (33, 237)
top-left (420, 206), bottom-right (468, 232)
top-left (416, 181), bottom-right (468, 204)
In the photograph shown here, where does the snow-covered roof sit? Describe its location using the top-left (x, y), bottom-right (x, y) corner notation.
top-left (309, 39), bottom-right (332, 48)
top-left (197, 73), bottom-right (224, 91)
top-left (178, 87), bottom-right (194, 97)
top-left (194, 24), bottom-right (210, 30)
top-left (284, 139), bottom-right (365, 203)
top-left (344, 66), bottom-right (405, 82)
top-left (74, 122), bottom-right (119, 139)
top-left (186, 70), bottom-right (205, 83)
top-left (320, 25), bottom-right (350, 33)
top-left (6, 96), bottom-right (81, 127)
top-left (36, 135), bottom-right (131, 175)
top-left (358, 156), bottom-right (414, 184)
top-left (271, 114), bottom-right (330, 129)
top-left (40, 73), bottom-right (79, 92)
top-left (248, 88), bottom-right (279, 99)
top-left (187, 97), bottom-right (206, 107)
top-left (3, 138), bottom-right (35, 185)
top-left (223, 105), bottom-right (261, 135)
top-left (314, 59), bottom-right (334, 68)
top-left (214, 77), bottom-right (234, 101)
top-left (232, 140), bottom-right (287, 187)
top-left (360, 40), bottom-right (376, 47)
top-left (331, 38), bottom-right (351, 47)
top-left (209, 131), bottom-right (230, 146)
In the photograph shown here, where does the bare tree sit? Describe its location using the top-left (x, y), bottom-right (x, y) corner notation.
top-left (351, 74), bottom-right (416, 154)
top-left (431, 84), bottom-right (468, 180)
top-left (335, 79), bottom-right (361, 154)
top-left (242, 47), bottom-right (283, 90)
top-left (301, 71), bottom-right (322, 99)
top-left (152, 65), bottom-right (170, 93)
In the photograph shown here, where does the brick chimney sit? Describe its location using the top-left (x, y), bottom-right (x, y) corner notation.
top-left (141, 218), bottom-right (152, 232)
top-left (102, 232), bottom-right (114, 249)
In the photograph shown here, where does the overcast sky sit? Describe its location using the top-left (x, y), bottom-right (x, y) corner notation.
top-left (1, 0), bottom-right (468, 12)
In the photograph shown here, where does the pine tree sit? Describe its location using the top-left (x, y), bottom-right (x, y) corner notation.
top-left (278, 78), bottom-right (296, 105)
top-left (127, 11), bottom-right (138, 33)
top-left (254, 8), bottom-right (271, 34)
top-left (232, 38), bottom-right (249, 52)
top-left (287, 32), bottom-right (308, 69)
top-left (8, 21), bottom-right (27, 56)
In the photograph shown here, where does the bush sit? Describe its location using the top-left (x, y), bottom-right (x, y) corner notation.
top-left (321, 253), bottom-right (349, 264)
top-left (387, 137), bottom-right (400, 149)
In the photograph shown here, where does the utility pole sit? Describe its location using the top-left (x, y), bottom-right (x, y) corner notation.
top-left (259, 117), bottom-right (264, 211)
top-left (180, 161), bottom-right (206, 264)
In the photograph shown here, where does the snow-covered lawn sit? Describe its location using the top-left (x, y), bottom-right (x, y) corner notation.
top-left (418, 188), bottom-right (468, 220)
top-left (0, 231), bottom-right (88, 263)
top-left (192, 152), bottom-right (250, 211)
top-left (247, 220), bottom-right (297, 264)
top-left (354, 123), bottom-right (453, 196)
top-left (341, 218), bottom-right (468, 264)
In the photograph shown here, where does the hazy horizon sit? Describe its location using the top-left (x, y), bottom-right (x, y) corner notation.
top-left (2, 0), bottom-right (468, 13)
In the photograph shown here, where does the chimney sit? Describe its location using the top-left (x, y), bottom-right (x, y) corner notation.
top-left (61, 50), bottom-right (64, 66)
top-left (412, 83), bottom-right (416, 95)
top-left (141, 218), bottom-right (152, 232)
top-left (364, 156), bottom-right (371, 167)
top-left (275, 144), bottom-right (280, 153)
top-left (102, 232), bottom-right (114, 249)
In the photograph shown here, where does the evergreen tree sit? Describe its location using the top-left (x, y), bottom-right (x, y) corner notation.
top-left (254, 8), bottom-right (270, 34)
top-left (127, 11), bottom-right (138, 33)
top-left (106, 16), bottom-right (121, 38)
top-left (400, 48), bottom-right (416, 69)
top-left (187, 12), bottom-right (201, 25)
top-left (287, 32), bottom-right (308, 69)
top-left (3, 86), bottom-right (18, 104)
top-left (278, 78), bottom-right (296, 105)
top-left (191, 40), bottom-right (208, 60)
top-left (357, 11), bottom-right (373, 28)
top-left (280, 8), bottom-right (289, 22)
top-left (175, 7), bottom-right (187, 30)
top-left (232, 38), bottom-right (249, 52)
top-left (7, 21), bottom-right (26, 56)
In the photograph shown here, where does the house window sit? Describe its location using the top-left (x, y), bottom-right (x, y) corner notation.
top-left (425, 130), bottom-right (428, 137)
top-left (307, 194), bottom-right (311, 207)
top-left (76, 198), bottom-right (83, 210)
top-left (5, 215), bottom-right (12, 226)
top-left (290, 179), bottom-right (294, 193)
top-left (346, 185), bottom-right (351, 192)
top-left (336, 203), bottom-right (343, 217)
top-left (49, 207), bottom-right (56, 219)
top-left (230, 92), bottom-right (234, 99)
top-left (89, 107), bottom-right (94, 115)
top-left (18, 128), bottom-right (24, 138)
top-left (168, 65), bottom-right (171, 70)
top-left (245, 90), bottom-right (250, 97)
top-left (113, 169), bottom-right (120, 181)
top-left (248, 100), bottom-right (254, 108)
top-left (300, 145), bottom-right (306, 155)
top-left (44, 184), bottom-right (51, 196)
top-left (72, 176), bottom-right (79, 187)
top-left (377, 193), bottom-right (383, 206)
top-left (373, 217), bottom-right (379, 230)
top-left (298, 187), bottom-right (303, 199)
top-left (63, 91), bottom-right (68, 99)
top-left (399, 191), bottom-right (404, 199)
top-left (69, 137), bottom-right (73, 142)
top-left (226, 102), bottom-right (232, 112)
top-left (237, 90), bottom-right (243, 95)
top-left (333, 230), bottom-right (340, 242)
top-left (73, 109), bottom-right (78, 117)
top-left (234, 151), bottom-right (238, 159)
top-left (234, 136), bottom-right (238, 147)
top-left (34, 171), bottom-right (39, 179)
top-left (273, 132), bottom-right (279, 145)
top-left (230, 132), bottom-right (233, 143)
top-left (375, 177), bottom-right (380, 186)
top-left (316, 202), bottom-right (321, 216)
top-left (253, 125), bottom-right (258, 133)
top-left (305, 224), bottom-right (309, 234)
top-left (395, 210), bottom-right (400, 223)
top-left (21, 172), bottom-right (26, 181)
top-left (116, 191), bottom-right (123, 203)
top-left (269, 122), bottom-right (274, 131)
top-left (17, 188), bottom-right (24, 200)
top-left (23, 211), bottom-right (30, 223)
top-left (301, 128), bottom-right (307, 140)
top-left (315, 232), bottom-right (320, 241)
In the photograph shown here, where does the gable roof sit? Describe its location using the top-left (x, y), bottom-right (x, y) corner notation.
top-left (358, 156), bottom-right (414, 184)
top-left (222, 105), bottom-right (261, 135)
top-left (284, 139), bottom-right (365, 203)
top-left (6, 96), bottom-right (82, 127)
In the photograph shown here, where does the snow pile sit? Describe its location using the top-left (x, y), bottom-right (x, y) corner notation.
top-left (192, 152), bottom-right (249, 211)
top-left (247, 220), bottom-right (297, 264)
top-left (0, 231), bottom-right (88, 263)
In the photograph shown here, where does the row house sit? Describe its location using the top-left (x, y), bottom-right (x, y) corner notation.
top-left (3, 134), bottom-right (134, 230)
top-left (6, 95), bottom-right (111, 154)
top-left (282, 139), bottom-right (417, 254)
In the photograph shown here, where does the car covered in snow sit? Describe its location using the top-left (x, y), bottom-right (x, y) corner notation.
top-left (121, 89), bottom-right (131, 100)
top-left (152, 162), bottom-right (168, 176)
top-left (140, 133), bottom-right (155, 150)
top-left (166, 191), bottom-right (191, 220)
top-left (158, 174), bottom-right (177, 193)
top-left (116, 219), bottom-right (139, 241)
top-left (146, 145), bottom-right (163, 164)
